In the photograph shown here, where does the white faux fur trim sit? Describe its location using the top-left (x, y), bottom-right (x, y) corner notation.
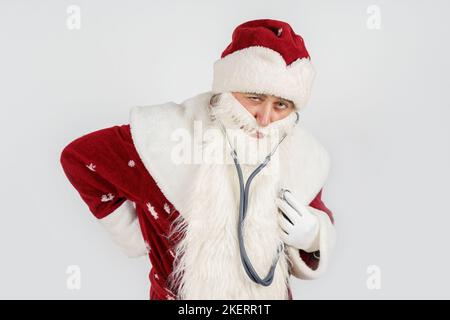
top-left (212, 46), bottom-right (316, 110)
top-left (286, 206), bottom-right (336, 280)
top-left (98, 200), bottom-right (148, 258)
top-left (129, 94), bottom-right (210, 216)
top-left (129, 91), bottom-right (330, 213)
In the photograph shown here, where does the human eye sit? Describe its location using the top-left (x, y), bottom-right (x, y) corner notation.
top-left (246, 94), bottom-right (262, 102)
top-left (275, 101), bottom-right (289, 110)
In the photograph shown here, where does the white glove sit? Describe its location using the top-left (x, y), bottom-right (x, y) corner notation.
top-left (98, 200), bottom-right (149, 258)
top-left (276, 189), bottom-right (320, 252)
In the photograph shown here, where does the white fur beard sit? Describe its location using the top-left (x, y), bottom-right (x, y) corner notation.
top-left (168, 125), bottom-right (291, 300)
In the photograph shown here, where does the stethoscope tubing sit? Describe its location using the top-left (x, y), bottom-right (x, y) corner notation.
top-left (216, 112), bottom-right (299, 286)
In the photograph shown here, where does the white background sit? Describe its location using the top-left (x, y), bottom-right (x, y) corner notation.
top-left (0, 0), bottom-right (449, 299)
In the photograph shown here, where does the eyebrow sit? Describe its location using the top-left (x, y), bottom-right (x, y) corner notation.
top-left (246, 92), bottom-right (267, 98)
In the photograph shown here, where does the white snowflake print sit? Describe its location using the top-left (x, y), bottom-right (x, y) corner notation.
top-left (101, 193), bottom-right (115, 202)
top-left (163, 203), bottom-right (171, 214)
top-left (128, 160), bottom-right (135, 167)
top-left (155, 273), bottom-right (159, 280)
top-left (86, 163), bottom-right (96, 171)
top-left (169, 250), bottom-right (175, 258)
top-left (146, 202), bottom-right (158, 220)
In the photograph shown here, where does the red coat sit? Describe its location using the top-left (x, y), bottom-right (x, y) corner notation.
top-left (60, 123), bottom-right (334, 300)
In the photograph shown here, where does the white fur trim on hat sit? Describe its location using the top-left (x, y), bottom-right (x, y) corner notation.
top-left (212, 46), bottom-right (316, 110)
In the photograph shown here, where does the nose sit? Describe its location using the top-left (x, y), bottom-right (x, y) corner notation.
top-left (255, 102), bottom-right (272, 127)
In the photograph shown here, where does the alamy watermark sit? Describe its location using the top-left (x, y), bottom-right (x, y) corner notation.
top-left (66, 265), bottom-right (81, 290)
top-left (366, 264), bottom-right (381, 290)
top-left (366, 5), bottom-right (382, 30)
top-left (66, 5), bottom-right (81, 30)
top-left (169, 120), bottom-right (285, 176)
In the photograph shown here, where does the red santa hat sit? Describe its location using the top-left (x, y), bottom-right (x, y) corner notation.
top-left (212, 19), bottom-right (316, 110)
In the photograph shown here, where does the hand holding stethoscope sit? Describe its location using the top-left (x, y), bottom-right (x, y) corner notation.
top-left (277, 189), bottom-right (320, 252)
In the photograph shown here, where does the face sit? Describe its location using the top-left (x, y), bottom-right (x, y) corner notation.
top-left (231, 92), bottom-right (295, 127)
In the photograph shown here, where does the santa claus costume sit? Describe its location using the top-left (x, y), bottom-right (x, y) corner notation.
top-left (60, 19), bottom-right (336, 300)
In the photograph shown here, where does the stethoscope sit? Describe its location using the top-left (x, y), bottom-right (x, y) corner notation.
top-left (216, 112), bottom-right (300, 286)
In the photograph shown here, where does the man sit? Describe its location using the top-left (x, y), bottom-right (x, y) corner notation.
top-left (60, 19), bottom-right (336, 300)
